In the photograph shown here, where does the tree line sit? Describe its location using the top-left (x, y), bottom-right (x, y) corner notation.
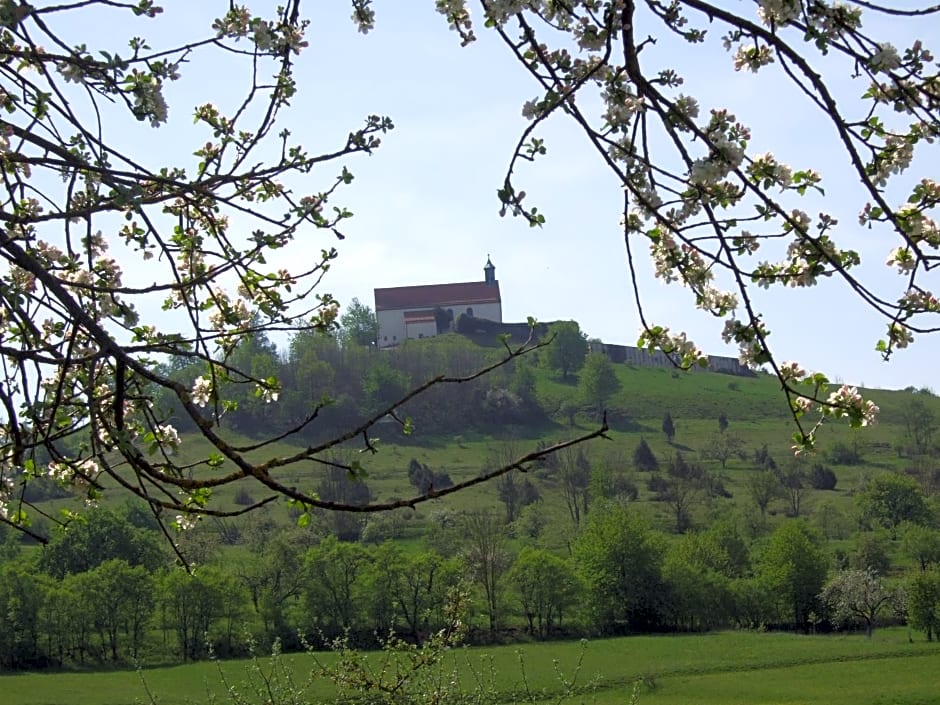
top-left (148, 317), bottom-right (619, 444)
top-left (4, 491), bottom-right (940, 670)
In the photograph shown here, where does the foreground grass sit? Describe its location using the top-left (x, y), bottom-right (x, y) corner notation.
top-left (631, 654), bottom-right (940, 705)
top-left (4, 628), bottom-right (939, 705)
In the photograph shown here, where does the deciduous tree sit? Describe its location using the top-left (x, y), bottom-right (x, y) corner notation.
top-left (746, 469), bottom-right (781, 519)
top-left (339, 298), bottom-right (379, 348)
top-left (558, 447), bottom-right (592, 528)
top-left (701, 432), bottom-right (745, 469)
top-left (579, 352), bottom-right (622, 416)
top-left (656, 452), bottom-right (707, 533)
top-left (2, 0), bottom-right (936, 544)
top-left (574, 503), bottom-right (667, 632)
top-left (543, 321), bottom-right (589, 380)
top-left (857, 473), bottom-right (933, 535)
top-left (907, 569), bottom-right (940, 641)
top-left (821, 569), bottom-right (893, 637)
top-left (300, 536), bottom-right (369, 637)
top-left (508, 548), bottom-right (582, 638)
top-left (0, 2), bottom-right (607, 546)
top-left (903, 524), bottom-right (940, 574)
top-left (446, 0), bottom-right (920, 450)
top-left (776, 458), bottom-right (808, 518)
top-left (903, 398), bottom-right (937, 458)
top-left (462, 511), bottom-right (511, 633)
top-left (759, 522), bottom-right (828, 629)
top-left (39, 508), bottom-right (163, 579)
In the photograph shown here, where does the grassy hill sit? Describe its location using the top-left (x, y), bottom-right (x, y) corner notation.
top-left (31, 349), bottom-right (938, 555)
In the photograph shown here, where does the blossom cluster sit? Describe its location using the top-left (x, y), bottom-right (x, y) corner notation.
top-left (825, 385), bottom-right (880, 427)
top-left (756, 0), bottom-right (802, 26)
top-left (733, 44), bottom-right (774, 72)
top-left (47, 459), bottom-right (100, 484)
top-left (192, 376), bottom-right (213, 407)
top-left (213, 4), bottom-right (310, 52)
top-left (721, 318), bottom-right (771, 367)
top-left (688, 110), bottom-right (750, 186)
top-left (869, 133), bottom-right (915, 187)
top-left (155, 424), bottom-right (182, 452)
top-left (747, 153), bottom-right (794, 191)
top-left (637, 326), bottom-right (709, 369)
top-left (0, 474), bottom-right (14, 520)
top-left (805, 0), bottom-right (863, 40)
top-left (174, 513), bottom-right (200, 532)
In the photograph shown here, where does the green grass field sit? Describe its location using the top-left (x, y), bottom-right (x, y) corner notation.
top-left (3, 629), bottom-right (939, 705)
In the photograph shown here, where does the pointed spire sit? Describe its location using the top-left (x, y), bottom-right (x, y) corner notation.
top-left (484, 255), bottom-right (496, 285)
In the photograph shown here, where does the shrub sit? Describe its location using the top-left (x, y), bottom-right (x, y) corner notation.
top-left (810, 464), bottom-right (838, 490)
top-left (828, 441), bottom-right (862, 465)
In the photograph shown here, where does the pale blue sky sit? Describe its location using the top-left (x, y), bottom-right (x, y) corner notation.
top-left (54, 1), bottom-right (940, 391)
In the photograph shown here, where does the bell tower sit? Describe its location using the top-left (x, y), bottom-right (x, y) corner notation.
top-left (484, 255), bottom-right (496, 286)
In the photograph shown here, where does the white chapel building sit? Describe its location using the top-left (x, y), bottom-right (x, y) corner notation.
top-left (373, 257), bottom-right (502, 348)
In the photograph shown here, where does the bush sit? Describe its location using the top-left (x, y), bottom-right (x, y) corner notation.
top-left (852, 533), bottom-right (891, 575)
top-left (618, 477), bottom-right (640, 501)
top-left (408, 459), bottom-right (454, 493)
top-left (361, 513), bottom-right (406, 544)
top-left (810, 464), bottom-right (838, 490)
top-left (828, 441), bottom-right (862, 465)
top-left (708, 476), bottom-right (734, 499)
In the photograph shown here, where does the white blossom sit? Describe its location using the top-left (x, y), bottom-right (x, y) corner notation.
top-left (192, 376), bottom-right (212, 407)
top-left (351, 0), bottom-right (375, 33)
top-left (174, 513), bottom-right (199, 531)
top-left (47, 461), bottom-right (71, 482)
top-left (779, 361), bottom-right (808, 381)
top-left (132, 81), bottom-right (169, 127)
top-left (258, 384), bottom-right (280, 403)
top-left (888, 322), bottom-right (915, 348)
top-left (885, 246), bottom-right (916, 272)
top-left (733, 45), bottom-right (774, 72)
top-left (871, 133), bottom-right (914, 186)
top-left (757, 0), bottom-right (801, 26)
top-left (826, 385), bottom-right (879, 426)
top-left (0, 475), bottom-right (14, 520)
top-left (155, 424), bottom-right (182, 451)
top-left (869, 43), bottom-right (901, 73)
top-left (792, 396), bottom-right (815, 414)
top-left (673, 94), bottom-right (700, 121)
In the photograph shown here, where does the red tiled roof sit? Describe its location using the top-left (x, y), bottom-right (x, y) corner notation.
top-left (404, 310), bottom-right (436, 323)
top-left (374, 281), bottom-right (501, 311)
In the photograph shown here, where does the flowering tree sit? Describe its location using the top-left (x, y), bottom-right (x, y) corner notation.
top-left (1, 0), bottom-right (937, 544)
top-left (0, 1), bottom-right (605, 548)
top-left (820, 567), bottom-right (894, 636)
top-left (425, 0), bottom-right (939, 447)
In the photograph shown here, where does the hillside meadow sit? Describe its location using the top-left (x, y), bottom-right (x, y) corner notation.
top-left (36, 358), bottom-right (937, 541)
